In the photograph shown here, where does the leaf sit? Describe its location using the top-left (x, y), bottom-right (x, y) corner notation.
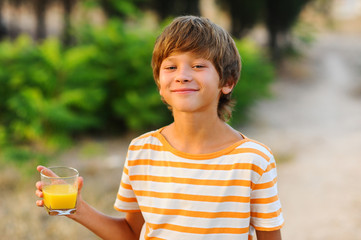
top-left (39, 38), bottom-right (62, 71)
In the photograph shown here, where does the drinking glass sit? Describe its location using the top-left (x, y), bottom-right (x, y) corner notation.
top-left (40, 166), bottom-right (79, 216)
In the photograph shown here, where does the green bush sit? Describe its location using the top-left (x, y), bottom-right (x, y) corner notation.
top-left (76, 19), bottom-right (171, 131)
top-left (0, 20), bottom-right (274, 164)
top-left (0, 36), bottom-right (104, 153)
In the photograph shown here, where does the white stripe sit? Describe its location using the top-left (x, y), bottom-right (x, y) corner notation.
top-left (129, 166), bottom-right (256, 180)
top-left (250, 200), bottom-right (282, 213)
top-left (251, 187), bottom-right (279, 198)
top-left (131, 181), bottom-right (251, 196)
top-left (147, 227), bottom-right (249, 240)
top-left (251, 213), bottom-right (284, 228)
top-left (114, 199), bottom-right (139, 210)
top-left (139, 197), bottom-right (251, 212)
top-left (143, 213), bottom-right (251, 228)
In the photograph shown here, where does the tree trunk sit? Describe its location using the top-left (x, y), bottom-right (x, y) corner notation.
top-left (33, 0), bottom-right (48, 41)
top-left (62, 0), bottom-right (74, 46)
top-left (268, 27), bottom-right (280, 63)
top-left (0, 0), bottom-right (7, 39)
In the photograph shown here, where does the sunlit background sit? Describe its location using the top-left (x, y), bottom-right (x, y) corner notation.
top-left (1, 0), bottom-right (361, 239)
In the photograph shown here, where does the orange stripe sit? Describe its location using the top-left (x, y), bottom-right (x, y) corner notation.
top-left (128, 144), bottom-right (163, 151)
top-left (247, 139), bottom-right (272, 153)
top-left (137, 132), bottom-right (154, 140)
top-left (124, 167), bottom-right (129, 175)
top-left (265, 162), bottom-right (276, 172)
top-left (141, 206), bottom-right (250, 219)
top-left (232, 148), bottom-right (270, 162)
top-left (113, 205), bottom-right (141, 213)
top-left (251, 208), bottom-right (282, 219)
top-left (144, 223), bottom-right (151, 239)
top-left (147, 222), bottom-right (249, 235)
top-left (252, 222), bottom-right (284, 231)
top-left (129, 175), bottom-right (252, 187)
top-left (134, 190), bottom-right (250, 203)
top-left (117, 193), bottom-right (137, 202)
top-left (253, 177), bottom-right (277, 190)
top-left (121, 181), bottom-right (132, 190)
top-left (129, 144), bottom-right (271, 164)
top-left (128, 159), bottom-right (265, 176)
top-left (250, 195), bottom-right (279, 204)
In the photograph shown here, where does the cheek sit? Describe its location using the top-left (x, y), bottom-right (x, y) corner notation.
top-left (158, 75), bottom-right (169, 96)
top-left (159, 87), bottom-right (164, 97)
top-left (158, 81), bottom-right (167, 97)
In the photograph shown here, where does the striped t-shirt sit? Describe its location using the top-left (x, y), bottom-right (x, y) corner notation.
top-left (114, 129), bottom-right (284, 240)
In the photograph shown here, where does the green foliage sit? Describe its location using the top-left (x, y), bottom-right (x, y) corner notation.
top-left (0, 35), bottom-right (105, 164)
top-left (0, 20), bottom-right (274, 164)
top-left (82, 0), bottom-right (144, 19)
top-left (231, 39), bottom-right (275, 125)
top-left (76, 19), bottom-right (171, 131)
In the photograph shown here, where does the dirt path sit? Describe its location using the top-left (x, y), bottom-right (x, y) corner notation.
top-left (243, 32), bottom-right (361, 239)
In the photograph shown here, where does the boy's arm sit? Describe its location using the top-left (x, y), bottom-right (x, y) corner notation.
top-left (256, 229), bottom-right (282, 240)
top-left (36, 166), bottom-right (144, 240)
top-left (69, 199), bottom-right (144, 240)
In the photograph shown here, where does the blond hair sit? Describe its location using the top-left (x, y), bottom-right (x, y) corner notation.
top-left (151, 16), bottom-right (241, 121)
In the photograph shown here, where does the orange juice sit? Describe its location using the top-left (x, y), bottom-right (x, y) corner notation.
top-left (43, 184), bottom-right (77, 210)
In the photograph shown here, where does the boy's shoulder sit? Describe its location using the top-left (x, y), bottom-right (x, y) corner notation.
top-left (129, 128), bottom-right (162, 146)
top-left (241, 136), bottom-right (272, 153)
top-left (238, 134), bottom-right (275, 160)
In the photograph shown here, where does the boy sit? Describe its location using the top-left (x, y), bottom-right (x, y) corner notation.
top-left (36, 16), bottom-right (284, 240)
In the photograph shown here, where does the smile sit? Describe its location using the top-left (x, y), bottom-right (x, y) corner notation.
top-left (171, 88), bottom-right (199, 94)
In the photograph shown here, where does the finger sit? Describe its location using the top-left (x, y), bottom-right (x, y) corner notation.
top-left (36, 199), bottom-right (44, 207)
top-left (36, 189), bottom-right (43, 198)
top-left (38, 166), bottom-right (58, 177)
top-left (37, 165), bottom-right (45, 173)
top-left (77, 176), bottom-right (84, 194)
top-left (36, 181), bottom-right (43, 191)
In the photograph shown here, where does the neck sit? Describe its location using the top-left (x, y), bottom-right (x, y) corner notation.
top-left (162, 111), bottom-right (241, 154)
top-left (173, 110), bottom-right (223, 135)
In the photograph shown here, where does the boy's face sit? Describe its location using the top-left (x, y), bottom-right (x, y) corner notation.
top-left (159, 52), bottom-right (233, 116)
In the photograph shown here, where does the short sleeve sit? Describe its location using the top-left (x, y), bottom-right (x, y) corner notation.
top-left (114, 157), bottom-right (141, 212)
top-left (250, 155), bottom-right (284, 231)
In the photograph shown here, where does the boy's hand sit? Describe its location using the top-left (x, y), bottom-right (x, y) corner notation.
top-left (35, 165), bottom-right (84, 208)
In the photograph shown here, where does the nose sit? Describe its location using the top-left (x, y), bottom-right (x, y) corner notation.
top-left (175, 65), bottom-right (192, 83)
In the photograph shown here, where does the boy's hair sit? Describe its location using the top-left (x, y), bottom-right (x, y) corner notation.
top-left (151, 15), bottom-right (241, 121)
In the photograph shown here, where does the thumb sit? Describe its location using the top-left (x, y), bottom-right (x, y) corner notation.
top-left (77, 176), bottom-right (84, 194)
top-left (37, 165), bottom-right (58, 177)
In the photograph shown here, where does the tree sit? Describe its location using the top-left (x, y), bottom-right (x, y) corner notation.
top-left (264, 0), bottom-right (310, 61)
top-left (217, 0), bottom-right (265, 38)
top-left (218, 0), bottom-right (310, 61)
top-left (7, 0), bottom-right (52, 41)
top-left (84, 0), bottom-right (143, 19)
top-left (33, 0), bottom-right (52, 40)
top-left (139, 0), bottom-right (200, 20)
top-left (60, 0), bottom-right (76, 46)
top-left (0, 0), bottom-right (7, 39)
top-left (5, 0), bottom-right (76, 43)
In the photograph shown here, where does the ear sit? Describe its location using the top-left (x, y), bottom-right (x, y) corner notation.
top-left (221, 82), bottom-right (234, 95)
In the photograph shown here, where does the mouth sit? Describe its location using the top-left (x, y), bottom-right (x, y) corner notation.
top-left (171, 88), bottom-right (199, 94)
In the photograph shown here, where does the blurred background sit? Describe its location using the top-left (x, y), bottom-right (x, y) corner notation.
top-left (1, 0), bottom-right (360, 239)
